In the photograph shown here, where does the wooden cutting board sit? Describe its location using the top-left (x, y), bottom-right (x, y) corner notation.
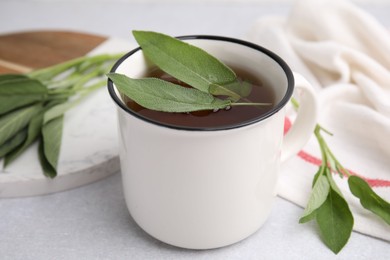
top-left (0, 31), bottom-right (125, 198)
top-left (0, 31), bottom-right (106, 73)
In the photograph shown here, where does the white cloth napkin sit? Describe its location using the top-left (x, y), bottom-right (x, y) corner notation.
top-left (248, 0), bottom-right (390, 241)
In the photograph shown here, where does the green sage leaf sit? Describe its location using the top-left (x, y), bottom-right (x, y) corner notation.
top-left (312, 166), bottom-right (324, 187)
top-left (132, 30), bottom-right (237, 94)
top-left (348, 176), bottom-right (390, 225)
top-left (0, 103), bottom-right (43, 146)
top-left (0, 75), bottom-right (47, 95)
top-left (39, 115), bottom-right (64, 178)
top-left (209, 80), bottom-right (253, 101)
top-left (0, 74), bottom-right (26, 81)
top-left (43, 95), bottom-right (87, 124)
top-left (2, 99), bottom-right (66, 167)
top-left (325, 168), bottom-right (344, 197)
top-left (300, 174), bottom-right (330, 223)
top-left (0, 75), bottom-right (48, 115)
top-left (108, 73), bottom-right (231, 113)
top-left (44, 101), bottom-right (73, 124)
top-left (38, 139), bottom-right (55, 178)
top-left (316, 184), bottom-right (354, 254)
top-left (4, 113), bottom-right (44, 167)
top-left (0, 95), bottom-right (46, 115)
top-left (0, 128), bottom-right (27, 158)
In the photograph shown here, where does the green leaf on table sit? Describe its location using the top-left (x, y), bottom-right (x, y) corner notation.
top-left (348, 176), bottom-right (390, 225)
top-left (38, 140), bottom-right (54, 178)
top-left (0, 74), bottom-right (26, 81)
top-left (43, 97), bottom-right (84, 124)
top-left (312, 166), bottom-right (324, 187)
top-left (43, 92), bottom-right (92, 124)
top-left (0, 103), bottom-right (43, 147)
top-left (0, 75), bottom-right (48, 114)
top-left (300, 174), bottom-right (330, 223)
top-left (0, 74), bottom-right (47, 95)
top-left (4, 112), bottom-right (44, 167)
top-left (2, 98), bottom-right (66, 166)
top-left (39, 115), bottom-right (64, 178)
top-left (0, 128), bottom-right (27, 158)
top-left (0, 95), bottom-right (46, 115)
top-left (325, 168), bottom-right (344, 197)
top-left (327, 155), bottom-right (340, 178)
top-left (108, 73), bottom-right (231, 113)
top-left (316, 181), bottom-right (354, 254)
top-left (132, 31), bottom-right (237, 95)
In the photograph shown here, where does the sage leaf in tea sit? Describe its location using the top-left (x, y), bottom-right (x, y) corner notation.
top-left (108, 73), bottom-right (231, 112)
top-left (39, 115), bottom-right (64, 178)
top-left (209, 80), bottom-right (253, 101)
top-left (348, 176), bottom-right (390, 225)
top-left (132, 31), bottom-right (238, 95)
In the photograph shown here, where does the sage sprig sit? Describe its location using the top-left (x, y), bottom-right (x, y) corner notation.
top-left (132, 30), bottom-right (250, 101)
top-left (292, 95), bottom-right (390, 253)
top-left (107, 73), bottom-right (231, 112)
top-left (108, 31), bottom-right (270, 113)
top-left (299, 123), bottom-right (390, 254)
top-left (299, 126), bottom-right (354, 254)
top-left (0, 53), bottom-right (123, 178)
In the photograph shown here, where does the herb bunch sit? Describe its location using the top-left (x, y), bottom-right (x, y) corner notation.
top-left (109, 31), bottom-right (390, 254)
top-left (0, 53), bottom-right (122, 177)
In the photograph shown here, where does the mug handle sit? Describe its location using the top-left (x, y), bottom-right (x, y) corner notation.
top-left (281, 72), bottom-right (319, 162)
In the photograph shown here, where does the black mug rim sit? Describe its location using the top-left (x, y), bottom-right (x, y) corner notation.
top-left (107, 35), bottom-right (295, 131)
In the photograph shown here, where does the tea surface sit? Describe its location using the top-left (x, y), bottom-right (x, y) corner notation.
top-left (124, 67), bottom-right (275, 128)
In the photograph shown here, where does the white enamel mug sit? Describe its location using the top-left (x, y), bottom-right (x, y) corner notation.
top-left (108, 36), bottom-right (318, 249)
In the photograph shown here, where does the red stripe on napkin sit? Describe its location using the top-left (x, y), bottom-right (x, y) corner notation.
top-left (284, 117), bottom-right (390, 188)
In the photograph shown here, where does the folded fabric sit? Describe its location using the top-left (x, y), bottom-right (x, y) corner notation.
top-left (248, 0), bottom-right (390, 241)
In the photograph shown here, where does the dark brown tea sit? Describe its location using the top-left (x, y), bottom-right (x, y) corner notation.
top-left (124, 67), bottom-right (276, 128)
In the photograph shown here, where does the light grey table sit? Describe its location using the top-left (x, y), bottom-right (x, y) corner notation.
top-left (1, 1), bottom-right (389, 259)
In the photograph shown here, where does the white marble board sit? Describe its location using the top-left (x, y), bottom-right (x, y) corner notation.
top-left (0, 38), bottom-right (132, 198)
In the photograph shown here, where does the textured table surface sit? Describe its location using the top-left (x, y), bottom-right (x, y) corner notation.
top-left (1, 1), bottom-right (389, 259)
